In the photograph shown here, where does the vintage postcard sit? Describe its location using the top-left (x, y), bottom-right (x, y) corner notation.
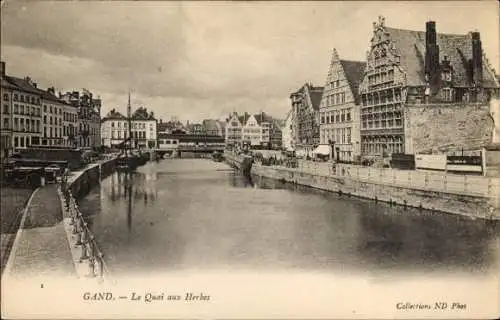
top-left (1, 0), bottom-right (499, 319)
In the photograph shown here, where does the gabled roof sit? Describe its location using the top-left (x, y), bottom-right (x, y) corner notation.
top-left (102, 109), bottom-right (127, 121)
top-left (384, 27), bottom-right (498, 88)
top-left (238, 113), bottom-right (251, 125)
top-left (203, 119), bottom-right (224, 133)
top-left (253, 113), bottom-right (273, 125)
top-left (291, 83), bottom-right (324, 111)
top-left (1, 78), bottom-right (18, 90)
top-left (308, 88), bottom-right (324, 111)
top-left (5, 76), bottom-right (41, 95)
top-left (340, 60), bottom-right (366, 104)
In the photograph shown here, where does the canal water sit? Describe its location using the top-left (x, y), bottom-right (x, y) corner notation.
top-left (78, 159), bottom-right (500, 278)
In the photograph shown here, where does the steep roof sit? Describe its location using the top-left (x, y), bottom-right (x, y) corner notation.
top-left (102, 109), bottom-right (126, 121)
top-left (1, 77), bottom-right (18, 90)
top-left (385, 27), bottom-right (498, 88)
top-left (203, 119), bottom-right (224, 133)
top-left (238, 113), bottom-right (250, 125)
top-left (340, 60), bottom-right (366, 104)
top-left (5, 76), bottom-right (41, 95)
top-left (253, 113), bottom-right (273, 125)
top-left (308, 87), bottom-right (324, 111)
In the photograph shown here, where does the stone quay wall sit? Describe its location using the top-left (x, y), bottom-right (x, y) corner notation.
top-left (251, 163), bottom-right (499, 220)
top-left (69, 157), bottom-right (118, 199)
top-left (225, 151), bottom-right (499, 219)
top-left (224, 152), bottom-right (253, 175)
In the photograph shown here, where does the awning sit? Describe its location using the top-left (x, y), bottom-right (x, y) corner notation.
top-left (312, 145), bottom-right (331, 156)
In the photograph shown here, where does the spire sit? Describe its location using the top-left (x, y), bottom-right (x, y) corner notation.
top-left (127, 90), bottom-right (131, 119)
top-left (331, 48), bottom-right (340, 63)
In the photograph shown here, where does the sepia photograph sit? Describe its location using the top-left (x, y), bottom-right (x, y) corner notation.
top-left (0, 0), bottom-right (499, 319)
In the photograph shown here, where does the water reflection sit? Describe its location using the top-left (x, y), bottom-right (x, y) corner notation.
top-left (78, 159), bottom-right (500, 276)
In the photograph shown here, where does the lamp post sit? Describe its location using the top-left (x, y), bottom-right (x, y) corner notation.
top-left (328, 139), bottom-right (335, 162)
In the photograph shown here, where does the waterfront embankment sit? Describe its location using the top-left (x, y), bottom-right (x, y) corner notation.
top-left (1, 157), bottom-right (118, 282)
top-left (225, 152), bottom-right (500, 220)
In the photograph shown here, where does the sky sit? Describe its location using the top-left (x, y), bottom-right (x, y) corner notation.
top-left (1, 1), bottom-right (498, 123)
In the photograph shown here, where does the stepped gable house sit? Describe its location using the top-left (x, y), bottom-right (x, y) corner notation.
top-left (290, 83), bottom-right (324, 155)
top-left (319, 48), bottom-right (366, 162)
top-left (359, 16), bottom-right (499, 157)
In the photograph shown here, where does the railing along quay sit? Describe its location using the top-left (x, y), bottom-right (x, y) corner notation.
top-left (258, 158), bottom-right (497, 198)
top-left (57, 181), bottom-right (109, 282)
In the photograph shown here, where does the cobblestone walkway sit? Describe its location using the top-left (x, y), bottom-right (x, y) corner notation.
top-left (4, 185), bottom-right (76, 279)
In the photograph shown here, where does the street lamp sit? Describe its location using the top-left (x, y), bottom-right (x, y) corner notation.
top-left (328, 139), bottom-right (335, 162)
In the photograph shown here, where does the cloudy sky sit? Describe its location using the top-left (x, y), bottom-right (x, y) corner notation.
top-left (1, 1), bottom-right (498, 122)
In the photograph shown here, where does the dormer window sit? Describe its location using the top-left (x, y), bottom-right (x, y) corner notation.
top-left (441, 70), bottom-right (452, 81)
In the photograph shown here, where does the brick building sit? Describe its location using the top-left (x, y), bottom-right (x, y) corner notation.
top-left (359, 16), bottom-right (499, 158)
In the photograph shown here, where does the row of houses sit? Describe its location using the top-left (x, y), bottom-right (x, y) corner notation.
top-left (225, 112), bottom-right (283, 149)
top-left (283, 17), bottom-right (500, 163)
top-left (100, 108), bottom-right (228, 149)
top-left (0, 61), bottom-right (102, 158)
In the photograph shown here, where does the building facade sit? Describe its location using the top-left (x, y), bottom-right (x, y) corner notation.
top-left (225, 112), bottom-right (244, 147)
top-left (40, 87), bottom-right (71, 147)
top-left (359, 16), bottom-right (500, 157)
top-left (60, 89), bottom-right (101, 149)
top-left (1, 62), bottom-right (14, 158)
top-left (319, 49), bottom-right (365, 162)
top-left (100, 109), bottom-right (128, 147)
top-left (282, 110), bottom-right (294, 151)
top-left (100, 108), bottom-right (157, 149)
top-left (270, 119), bottom-right (283, 150)
top-left (290, 83), bottom-right (323, 155)
top-left (4, 76), bottom-right (43, 151)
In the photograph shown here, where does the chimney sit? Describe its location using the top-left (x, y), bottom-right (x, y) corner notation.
top-left (48, 87), bottom-right (55, 95)
top-left (425, 21), bottom-right (440, 91)
top-left (0, 61), bottom-right (5, 78)
top-left (471, 31), bottom-right (483, 86)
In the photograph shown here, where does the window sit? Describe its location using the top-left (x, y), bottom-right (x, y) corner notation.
top-left (50, 127), bottom-right (53, 137)
top-left (31, 97), bottom-right (35, 104)
top-left (49, 117), bottom-right (53, 125)
top-left (347, 111), bottom-right (351, 122)
top-left (44, 105), bottom-right (47, 112)
top-left (441, 71), bottom-right (452, 81)
top-left (20, 105), bottom-right (24, 115)
top-left (20, 137), bottom-right (25, 147)
top-left (13, 94), bottom-right (18, 101)
top-left (20, 95), bottom-right (24, 102)
top-left (3, 104), bottom-right (8, 114)
top-left (50, 106), bottom-right (53, 113)
top-left (43, 116), bottom-right (47, 124)
top-left (3, 118), bottom-right (9, 129)
top-left (442, 88), bottom-right (453, 101)
top-left (3, 93), bottom-right (8, 101)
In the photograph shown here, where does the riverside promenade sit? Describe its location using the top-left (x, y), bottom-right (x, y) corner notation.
top-left (2, 185), bottom-right (76, 279)
top-left (2, 158), bottom-right (117, 283)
